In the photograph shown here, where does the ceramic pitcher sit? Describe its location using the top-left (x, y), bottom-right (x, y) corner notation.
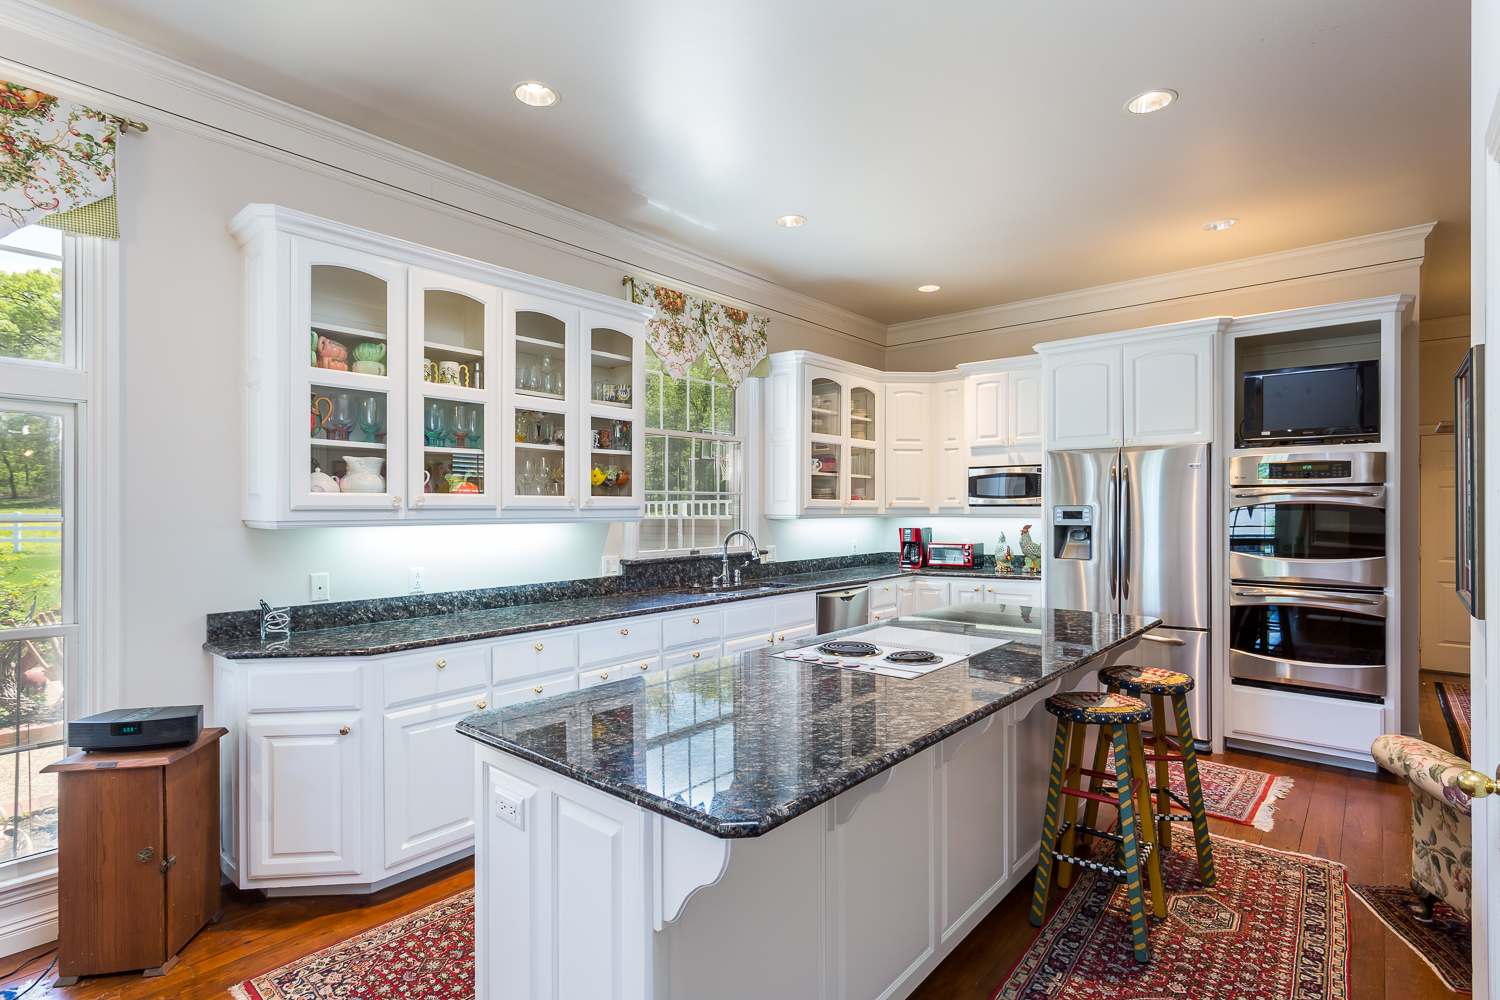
top-left (340, 456), bottom-right (386, 493)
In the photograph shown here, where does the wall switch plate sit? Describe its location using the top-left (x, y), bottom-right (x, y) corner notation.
top-left (764, 545), bottom-right (776, 563)
top-left (310, 573), bottom-right (330, 602)
top-left (601, 555), bottom-right (621, 577)
top-left (409, 567), bottom-right (426, 594)
top-left (491, 784), bottom-right (524, 830)
top-left (850, 539), bottom-right (859, 554)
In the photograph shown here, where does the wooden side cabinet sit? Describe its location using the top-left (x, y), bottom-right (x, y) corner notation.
top-left (44, 728), bottom-right (227, 984)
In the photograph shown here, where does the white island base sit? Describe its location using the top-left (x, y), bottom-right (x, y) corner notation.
top-left (472, 675), bottom-right (1078, 1000)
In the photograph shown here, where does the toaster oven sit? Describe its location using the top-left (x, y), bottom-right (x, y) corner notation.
top-left (926, 543), bottom-right (982, 568)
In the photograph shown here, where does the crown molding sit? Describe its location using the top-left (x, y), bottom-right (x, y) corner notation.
top-left (1225, 293), bottom-right (1415, 337)
top-left (0, 0), bottom-right (887, 349)
top-left (1034, 316), bottom-right (1233, 355)
top-left (887, 223), bottom-right (1436, 348)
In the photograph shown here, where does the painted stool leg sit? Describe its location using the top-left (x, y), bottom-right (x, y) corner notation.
top-left (1127, 722), bottom-right (1167, 919)
top-left (1112, 723), bottom-right (1151, 964)
top-left (1173, 692), bottom-right (1216, 887)
top-left (1057, 722), bottom-right (1088, 888)
top-left (1080, 717), bottom-right (1113, 847)
top-left (1150, 693), bottom-right (1172, 850)
top-left (1030, 715), bottom-right (1070, 927)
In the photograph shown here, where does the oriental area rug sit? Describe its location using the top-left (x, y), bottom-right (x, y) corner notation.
top-left (231, 889), bottom-right (474, 1000)
top-left (1435, 681), bottom-right (1473, 760)
top-left (992, 834), bottom-right (1348, 1000)
top-left (1350, 884), bottom-right (1471, 994)
top-left (1104, 756), bottom-right (1293, 830)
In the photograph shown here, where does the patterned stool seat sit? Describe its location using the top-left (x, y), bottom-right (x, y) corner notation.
top-left (1099, 664), bottom-right (1194, 697)
top-left (1045, 691), bottom-right (1153, 725)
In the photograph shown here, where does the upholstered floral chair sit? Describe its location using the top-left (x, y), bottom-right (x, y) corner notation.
top-left (1371, 734), bottom-right (1474, 921)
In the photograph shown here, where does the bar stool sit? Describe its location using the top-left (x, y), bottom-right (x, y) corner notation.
top-left (1030, 690), bottom-right (1166, 964)
top-left (1091, 664), bottom-right (1216, 887)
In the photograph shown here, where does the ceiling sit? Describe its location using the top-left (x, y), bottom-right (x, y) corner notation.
top-left (48, 0), bottom-right (1470, 324)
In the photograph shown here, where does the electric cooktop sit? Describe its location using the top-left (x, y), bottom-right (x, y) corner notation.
top-left (777, 624), bottom-right (1009, 678)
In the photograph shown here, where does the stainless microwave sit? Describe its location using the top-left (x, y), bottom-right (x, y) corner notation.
top-left (968, 465), bottom-right (1042, 507)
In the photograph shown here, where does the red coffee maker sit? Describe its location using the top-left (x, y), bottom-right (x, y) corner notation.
top-left (899, 527), bottom-right (931, 569)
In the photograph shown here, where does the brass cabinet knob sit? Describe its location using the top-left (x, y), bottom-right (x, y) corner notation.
top-left (777, 634), bottom-right (785, 641)
top-left (599, 671), bottom-right (609, 679)
top-left (1456, 767), bottom-right (1500, 798)
top-left (436, 659), bottom-right (447, 668)
top-left (874, 613), bottom-right (881, 619)
top-left (137, 847), bottom-right (154, 863)
top-left (620, 628), bottom-right (629, 635)
top-left (476, 700), bottom-right (487, 710)
top-left (692, 618), bottom-right (700, 624)
top-left (692, 651), bottom-right (700, 658)
top-left (766, 636), bottom-right (775, 643)
top-left (533, 685), bottom-right (544, 694)
top-left (339, 726), bottom-right (350, 736)
top-left (534, 643), bottom-right (543, 651)
top-left (391, 496), bottom-right (402, 506)
top-left (973, 587), bottom-right (980, 592)
top-left (639, 662), bottom-right (650, 670)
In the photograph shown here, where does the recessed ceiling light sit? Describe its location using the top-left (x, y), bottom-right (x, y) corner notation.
top-left (1125, 90), bottom-right (1177, 115)
top-left (1202, 218), bottom-right (1239, 231)
top-left (917, 285), bottom-right (940, 293)
top-left (514, 82), bottom-right (558, 107)
top-left (776, 215), bottom-right (806, 227)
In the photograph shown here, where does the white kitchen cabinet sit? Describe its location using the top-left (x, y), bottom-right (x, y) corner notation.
top-left (912, 580), bottom-right (952, 612)
top-left (983, 579), bottom-right (1043, 608)
top-left (870, 578), bottom-right (900, 612)
top-left (934, 380), bottom-right (966, 511)
top-left (230, 204), bottom-right (649, 528)
top-left (580, 310), bottom-right (648, 515)
top-left (493, 673), bottom-right (578, 709)
top-left (766, 353), bottom-right (884, 516)
top-left (884, 381), bottom-right (931, 512)
top-left (384, 694), bottom-right (486, 867)
top-left (960, 357), bottom-right (1043, 463)
top-left (1038, 319), bottom-right (1227, 451)
top-left (246, 714), bottom-right (364, 879)
top-left (954, 582), bottom-right (986, 603)
top-left (664, 642), bottom-right (724, 670)
top-left (581, 657), bottom-right (660, 687)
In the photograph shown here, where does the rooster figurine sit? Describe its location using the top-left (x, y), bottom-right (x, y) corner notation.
top-left (1019, 524), bottom-right (1042, 574)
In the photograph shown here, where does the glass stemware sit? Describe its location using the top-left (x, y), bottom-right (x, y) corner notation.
top-left (452, 405), bottom-right (468, 450)
top-left (358, 396), bottom-right (382, 443)
top-left (425, 401), bottom-right (448, 447)
top-left (540, 354), bottom-right (555, 395)
top-left (324, 393), bottom-right (355, 441)
top-left (463, 408), bottom-right (482, 449)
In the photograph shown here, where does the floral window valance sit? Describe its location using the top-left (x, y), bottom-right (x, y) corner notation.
top-left (0, 80), bottom-right (118, 239)
top-left (624, 276), bottom-right (769, 386)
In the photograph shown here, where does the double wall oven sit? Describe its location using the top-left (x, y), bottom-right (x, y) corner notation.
top-left (1227, 452), bottom-right (1388, 701)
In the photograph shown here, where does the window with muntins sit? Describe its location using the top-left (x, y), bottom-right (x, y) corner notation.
top-left (639, 353), bottom-right (742, 553)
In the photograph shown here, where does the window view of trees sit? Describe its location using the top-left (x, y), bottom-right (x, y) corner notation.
top-left (640, 352), bottom-right (742, 552)
top-left (0, 226), bottom-right (63, 365)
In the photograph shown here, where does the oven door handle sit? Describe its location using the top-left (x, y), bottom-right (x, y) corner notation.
top-left (1231, 489), bottom-right (1383, 499)
top-left (1233, 588), bottom-right (1382, 605)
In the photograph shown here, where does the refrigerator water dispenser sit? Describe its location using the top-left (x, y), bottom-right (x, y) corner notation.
top-left (1053, 505), bottom-right (1093, 560)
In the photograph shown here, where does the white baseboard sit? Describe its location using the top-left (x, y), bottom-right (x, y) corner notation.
top-left (0, 867), bottom-right (58, 959)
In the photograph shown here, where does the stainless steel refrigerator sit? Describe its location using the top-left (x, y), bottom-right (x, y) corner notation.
top-left (1045, 444), bottom-right (1211, 742)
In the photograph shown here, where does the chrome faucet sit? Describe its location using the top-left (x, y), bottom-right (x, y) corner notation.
top-left (717, 529), bottom-right (761, 589)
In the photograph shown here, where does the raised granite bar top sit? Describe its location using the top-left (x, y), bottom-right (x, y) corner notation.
top-left (204, 563), bottom-right (1036, 659)
top-left (456, 605), bottom-right (1158, 839)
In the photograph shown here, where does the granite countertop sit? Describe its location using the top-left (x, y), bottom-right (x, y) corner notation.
top-left (456, 605), bottom-right (1158, 839)
top-left (204, 564), bottom-right (1040, 659)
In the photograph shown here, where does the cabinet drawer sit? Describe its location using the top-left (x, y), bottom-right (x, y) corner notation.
top-left (1228, 682), bottom-right (1384, 757)
top-left (492, 632), bottom-right (578, 686)
top-left (579, 619), bottom-right (659, 666)
top-left (384, 646), bottom-right (487, 707)
top-left (246, 663), bottom-right (362, 713)
top-left (722, 599), bottom-right (775, 638)
top-left (772, 594), bottom-right (816, 629)
top-left (722, 633), bottom-right (771, 657)
top-left (986, 581), bottom-right (1042, 604)
top-left (662, 610), bottom-right (722, 650)
top-left (663, 643), bottom-right (723, 670)
top-left (580, 656), bottom-right (662, 688)
top-left (870, 580), bottom-right (900, 611)
top-left (771, 623), bottom-right (816, 647)
top-left (493, 674), bottom-right (578, 709)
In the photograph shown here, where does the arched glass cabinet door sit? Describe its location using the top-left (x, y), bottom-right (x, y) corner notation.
top-left (807, 371), bottom-right (844, 509)
top-left (582, 315), bottom-right (645, 514)
top-left (504, 293), bottom-right (579, 511)
top-left (848, 384), bottom-right (878, 508)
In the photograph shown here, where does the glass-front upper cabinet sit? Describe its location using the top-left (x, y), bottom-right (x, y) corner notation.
top-left (504, 294), bottom-right (579, 511)
top-left (847, 383), bottom-right (879, 510)
top-left (408, 269), bottom-right (498, 512)
top-left (582, 314), bottom-right (645, 514)
top-left (297, 242), bottom-right (407, 514)
top-left (802, 366), bottom-right (880, 512)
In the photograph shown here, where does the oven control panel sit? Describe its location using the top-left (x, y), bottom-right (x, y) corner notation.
top-left (1229, 451), bottom-right (1386, 485)
top-left (1260, 460), bottom-right (1351, 480)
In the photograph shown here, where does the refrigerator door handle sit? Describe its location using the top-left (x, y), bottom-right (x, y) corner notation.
top-left (1141, 633), bottom-right (1186, 646)
top-left (1120, 462), bottom-right (1131, 601)
top-left (1108, 462), bottom-right (1118, 601)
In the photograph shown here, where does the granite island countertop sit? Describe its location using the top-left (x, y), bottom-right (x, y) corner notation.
top-left (456, 604), bottom-right (1158, 839)
top-left (204, 563), bottom-right (1041, 659)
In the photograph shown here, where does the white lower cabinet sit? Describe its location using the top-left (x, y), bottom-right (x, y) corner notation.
top-left (246, 714), bottom-right (364, 880)
top-left (912, 580), bottom-right (952, 611)
top-left (384, 694), bottom-right (486, 867)
top-left (984, 580), bottom-right (1043, 607)
top-left (954, 582), bottom-right (986, 604)
top-left (494, 673), bottom-right (577, 708)
top-left (664, 642), bottom-right (723, 670)
top-left (722, 633), bottom-right (771, 657)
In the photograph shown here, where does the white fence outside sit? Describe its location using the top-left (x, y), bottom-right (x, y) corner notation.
top-left (1, 517), bottom-right (61, 554)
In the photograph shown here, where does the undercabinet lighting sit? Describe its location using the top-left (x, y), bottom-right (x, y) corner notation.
top-left (514, 82), bottom-right (558, 107)
top-left (917, 285), bottom-right (940, 293)
top-left (1202, 218), bottom-right (1238, 231)
top-left (776, 215), bottom-right (806, 227)
top-left (1125, 90), bottom-right (1177, 115)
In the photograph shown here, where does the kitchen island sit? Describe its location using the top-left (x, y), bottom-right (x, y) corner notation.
top-left (458, 604), bottom-right (1160, 1000)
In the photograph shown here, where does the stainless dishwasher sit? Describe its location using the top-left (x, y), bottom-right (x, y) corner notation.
top-left (816, 587), bottom-right (870, 635)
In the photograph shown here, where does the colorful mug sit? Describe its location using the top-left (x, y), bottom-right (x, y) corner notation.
top-left (438, 361), bottom-right (470, 386)
top-left (423, 358), bottom-right (437, 383)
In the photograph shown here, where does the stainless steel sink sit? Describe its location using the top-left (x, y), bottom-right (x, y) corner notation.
top-left (672, 582), bottom-right (792, 597)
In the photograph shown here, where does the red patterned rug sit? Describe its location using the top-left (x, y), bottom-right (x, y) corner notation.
top-left (230, 890), bottom-right (474, 1000)
top-left (1105, 756), bottom-right (1293, 830)
top-left (992, 834), bottom-right (1348, 999)
top-left (1350, 884), bottom-right (1471, 994)
top-left (1435, 681), bottom-right (1472, 760)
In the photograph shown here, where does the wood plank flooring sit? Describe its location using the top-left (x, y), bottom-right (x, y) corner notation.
top-left (0, 678), bottom-right (1471, 1000)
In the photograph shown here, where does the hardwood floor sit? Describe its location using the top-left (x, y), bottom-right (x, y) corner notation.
top-left (0, 677), bottom-right (1470, 999)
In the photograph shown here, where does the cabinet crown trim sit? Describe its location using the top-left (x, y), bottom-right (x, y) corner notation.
top-left (1034, 316), bottom-right (1232, 356)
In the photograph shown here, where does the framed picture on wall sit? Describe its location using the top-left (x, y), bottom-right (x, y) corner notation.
top-left (1455, 344), bottom-right (1484, 618)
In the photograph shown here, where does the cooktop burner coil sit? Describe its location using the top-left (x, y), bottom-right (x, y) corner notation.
top-left (817, 640), bottom-right (881, 657)
top-left (884, 649), bottom-right (941, 664)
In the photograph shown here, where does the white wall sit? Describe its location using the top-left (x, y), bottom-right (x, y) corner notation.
top-left (763, 515), bottom-right (1041, 562)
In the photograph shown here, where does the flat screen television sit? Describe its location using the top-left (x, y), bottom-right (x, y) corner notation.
top-left (1241, 360), bottom-right (1379, 445)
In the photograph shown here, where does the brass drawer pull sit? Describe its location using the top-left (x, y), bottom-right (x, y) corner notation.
top-left (692, 651), bottom-right (700, 658)
top-left (534, 643), bottom-right (543, 651)
top-left (599, 671), bottom-right (610, 679)
top-left (620, 628), bottom-right (629, 635)
top-left (477, 700), bottom-right (487, 710)
top-left (692, 618), bottom-right (700, 624)
top-left (533, 685), bottom-right (544, 694)
top-left (639, 662), bottom-right (650, 670)
top-left (436, 659), bottom-right (447, 668)
top-left (339, 726), bottom-right (350, 736)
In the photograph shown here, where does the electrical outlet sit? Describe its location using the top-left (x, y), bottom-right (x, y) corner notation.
top-left (601, 555), bottom-right (621, 577)
top-left (409, 567), bottom-right (426, 594)
top-left (310, 573), bottom-right (330, 602)
top-left (764, 545), bottom-right (777, 563)
top-left (491, 784), bottom-right (524, 830)
top-left (850, 539), bottom-right (858, 554)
